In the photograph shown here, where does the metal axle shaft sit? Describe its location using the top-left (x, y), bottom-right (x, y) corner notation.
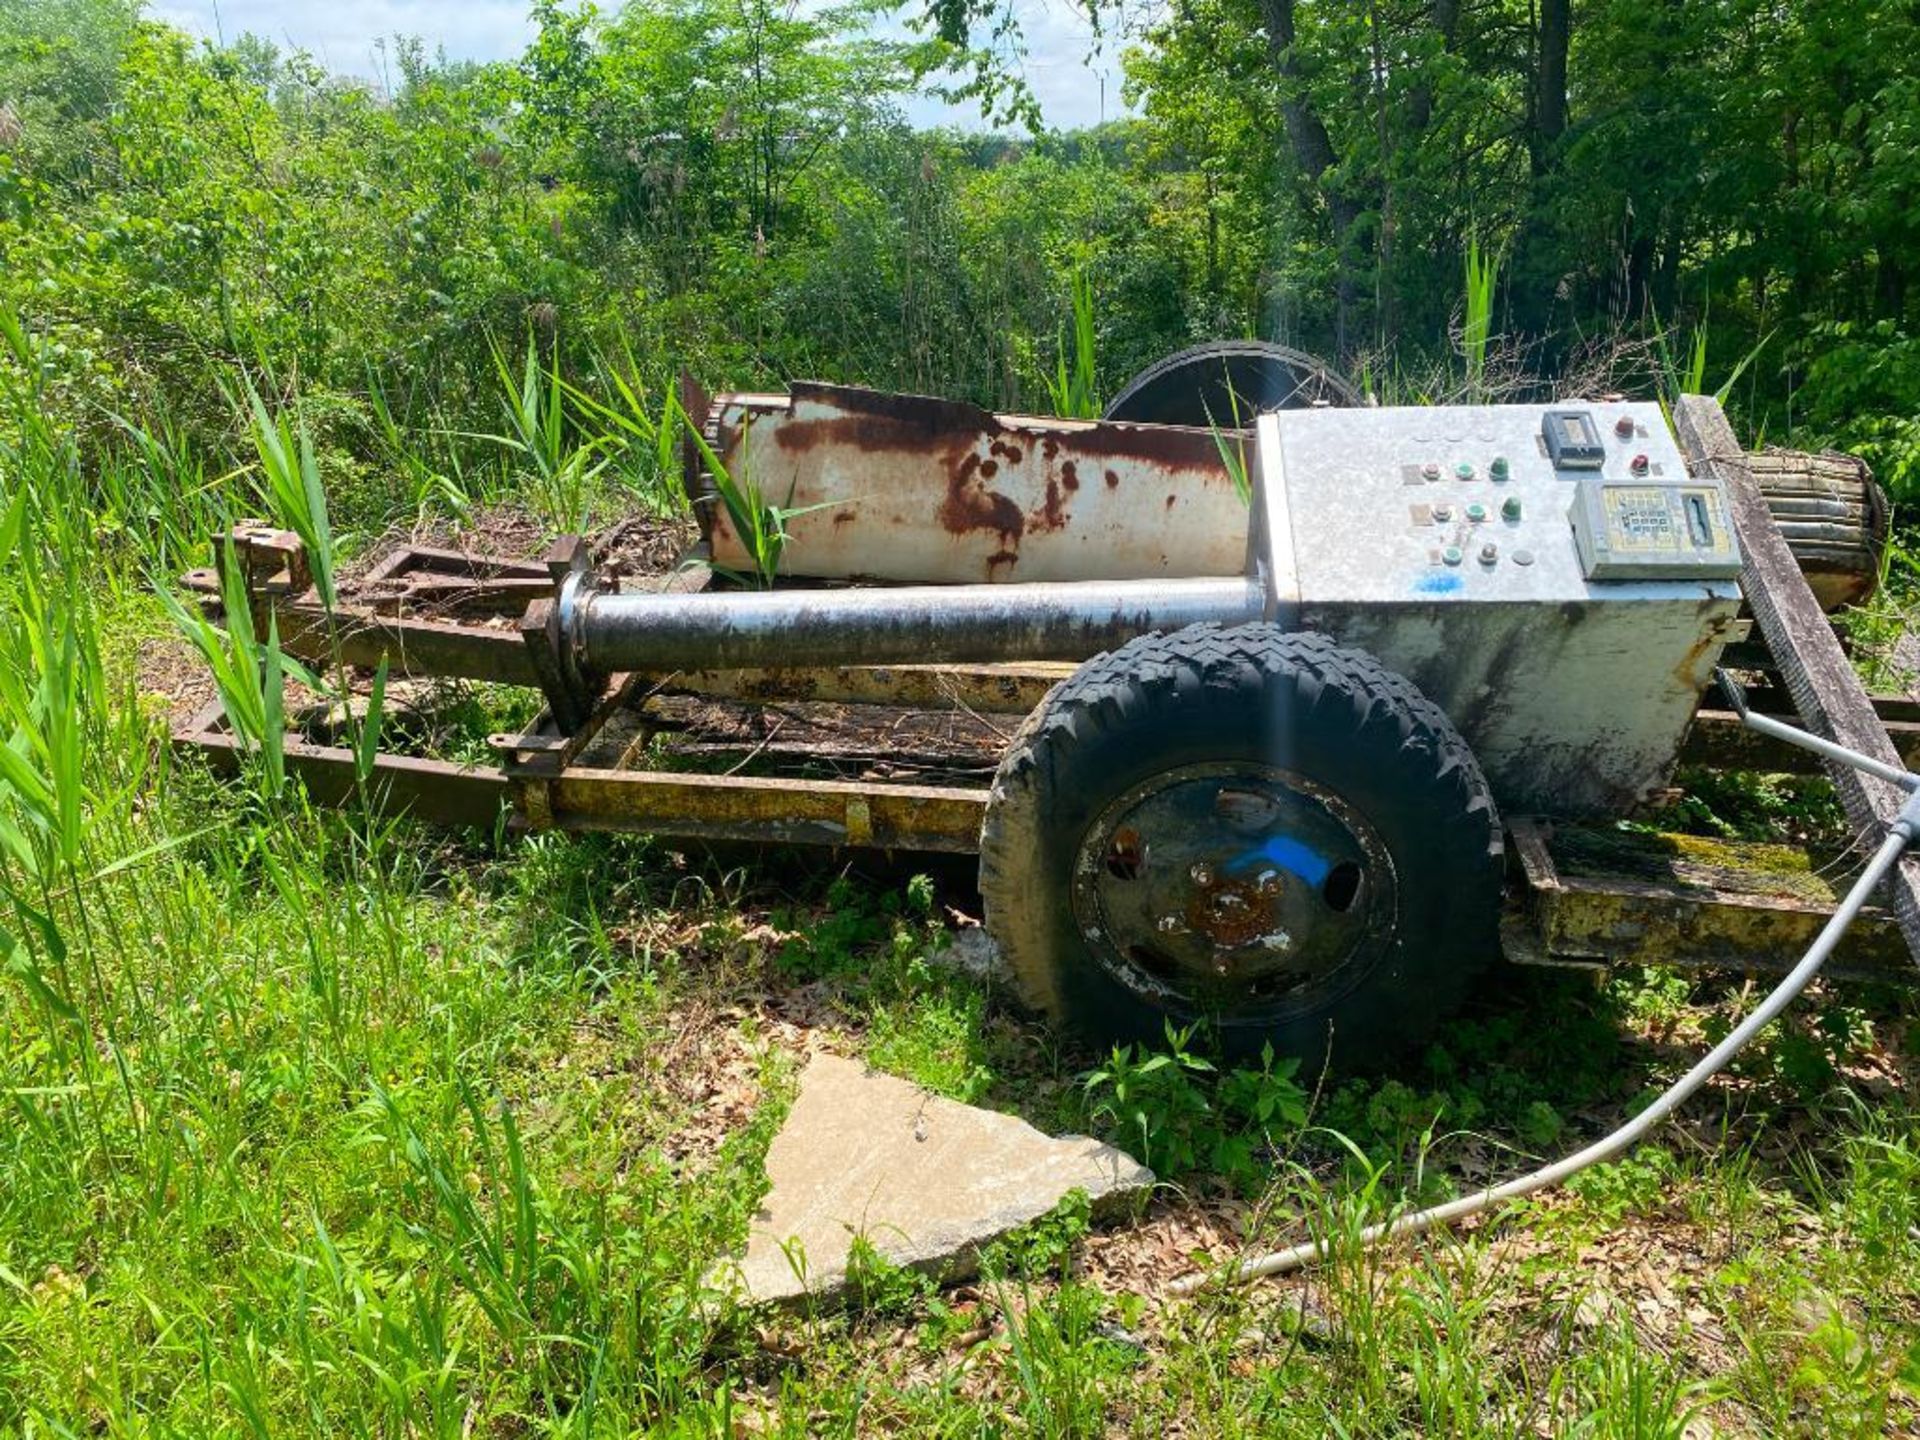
top-left (566, 575), bottom-right (1265, 673)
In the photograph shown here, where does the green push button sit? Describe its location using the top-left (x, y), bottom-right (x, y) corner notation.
top-left (1465, 502), bottom-right (1488, 522)
top-left (1454, 461), bottom-right (1475, 481)
top-left (1442, 545), bottom-right (1463, 566)
top-left (1489, 456), bottom-right (1510, 481)
top-left (1501, 496), bottom-right (1523, 521)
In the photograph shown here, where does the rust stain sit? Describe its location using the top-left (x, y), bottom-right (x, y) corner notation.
top-left (1031, 476), bottom-right (1068, 533)
top-left (709, 384), bottom-right (1249, 581)
top-left (941, 450), bottom-right (1026, 542)
top-left (770, 383), bottom-right (1004, 458)
top-left (748, 384), bottom-right (1222, 473)
top-left (1057, 419), bottom-right (1222, 470)
top-left (1165, 494), bottom-right (1177, 509)
top-left (1671, 628), bottom-right (1724, 693)
top-left (1185, 874), bottom-right (1280, 947)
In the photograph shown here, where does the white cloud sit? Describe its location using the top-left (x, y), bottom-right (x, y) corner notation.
top-left (147, 0), bottom-right (1132, 129)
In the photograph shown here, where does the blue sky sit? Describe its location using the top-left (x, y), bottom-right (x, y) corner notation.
top-left (146, 0), bottom-right (1134, 131)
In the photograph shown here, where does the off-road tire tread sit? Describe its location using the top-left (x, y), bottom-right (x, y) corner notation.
top-left (979, 623), bottom-right (1502, 1063)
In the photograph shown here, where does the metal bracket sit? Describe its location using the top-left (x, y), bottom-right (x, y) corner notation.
top-left (519, 537), bottom-right (607, 734)
top-left (1244, 413), bottom-right (1301, 624)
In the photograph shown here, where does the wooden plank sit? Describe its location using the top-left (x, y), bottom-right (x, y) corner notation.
top-left (1673, 393), bottom-right (1920, 963)
top-left (1892, 631), bottom-right (1920, 702)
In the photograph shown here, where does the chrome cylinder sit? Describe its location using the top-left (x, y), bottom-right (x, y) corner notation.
top-left (570, 575), bottom-right (1264, 672)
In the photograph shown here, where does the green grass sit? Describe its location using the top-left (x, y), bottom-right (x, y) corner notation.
top-left (5, 319), bottom-right (1920, 1434)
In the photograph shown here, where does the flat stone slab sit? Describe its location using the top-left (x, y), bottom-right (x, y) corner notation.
top-left (715, 1053), bottom-right (1152, 1308)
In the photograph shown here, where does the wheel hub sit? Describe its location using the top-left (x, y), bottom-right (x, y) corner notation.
top-left (1070, 762), bottom-right (1396, 1018)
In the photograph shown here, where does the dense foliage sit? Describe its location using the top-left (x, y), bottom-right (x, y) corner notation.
top-left (1, 0), bottom-right (1916, 510)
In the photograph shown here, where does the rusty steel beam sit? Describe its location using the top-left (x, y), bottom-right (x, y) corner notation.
top-left (1503, 819), bottom-right (1910, 984)
top-left (507, 755), bottom-right (989, 852)
top-left (273, 603), bottom-right (540, 685)
top-left (175, 702), bottom-right (510, 828)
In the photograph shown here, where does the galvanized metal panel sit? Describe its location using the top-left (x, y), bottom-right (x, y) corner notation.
top-left (703, 383), bottom-right (1248, 584)
top-left (1308, 597), bottom-right (1739, 814)
top-left (1269, 402), bottom-right (1743, 815)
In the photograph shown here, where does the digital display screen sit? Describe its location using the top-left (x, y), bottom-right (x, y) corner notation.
top-left (1543, 409), bottom-right (1605, 468)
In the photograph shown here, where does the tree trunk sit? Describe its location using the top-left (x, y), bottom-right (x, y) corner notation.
top-left (1369, 0), bottom-right (1395, 344)
top-left (1877, 251), bottom-right (1908, 323)
top-left (1407, 0), bottom-right (1461, 134)
top-left (1533, 0), bottom-right (1570, 176)
top-left (1260, 0), bottom-right (1363, 353)
top-left (1512, 0), bottom-right (1573, 334)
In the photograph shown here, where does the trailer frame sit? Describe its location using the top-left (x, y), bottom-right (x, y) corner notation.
top-left (172, 395), bottom-right (1920, 984)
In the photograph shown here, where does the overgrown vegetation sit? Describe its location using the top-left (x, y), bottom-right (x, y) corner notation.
top-left (3, 0), bottom-right (1918, 500)
top-left (4, 0), bottom-right (1920, 1432)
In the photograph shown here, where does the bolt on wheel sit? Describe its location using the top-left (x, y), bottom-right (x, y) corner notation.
top-left (1071, 763), bottom-right (1396, 1022)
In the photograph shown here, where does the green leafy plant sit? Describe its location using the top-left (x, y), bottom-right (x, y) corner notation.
top-left (1567, 1145), bottom-right (1677, 1220)
top-left (369, 363), bottom-right (473, 524)
top-left (678, 400), bottom-right (839, 589)
top-left (560, 337), bottom-right (683, 515)
top-left (476, 335), bottom-right (611, 531)
top-left (156, 544), bottom-right (324, 801)
top-left (996, 1272), bottom-right (1137, 1438)
top-left (1202, 372), bottom-right (1252, 504)
top-left (241, 383), bottom-right (338, 612)
top-left (843, 1232), bottom-right (933, 1319)
top-left (1552, 1320), bottom-right (1711, 1440)
top-left (1650, 307), bottom-right (1775, 414)
top-left (1044, 267), bottom-right (1100, 420)
top-left (1084, 1024), bottom-right (1306, 1190)
top-left (1462, 236), bottom-right (1501, 401)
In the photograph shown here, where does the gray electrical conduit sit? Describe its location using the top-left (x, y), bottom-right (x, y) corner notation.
top-left (1171, 677), bottom-right (1920, 1295)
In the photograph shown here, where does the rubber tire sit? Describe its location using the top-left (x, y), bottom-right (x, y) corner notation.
top-left (979, 623), bottom-right (1503, 1067)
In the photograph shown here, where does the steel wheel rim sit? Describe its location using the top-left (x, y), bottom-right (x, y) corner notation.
top-left (1069, 762), bottom-right (1398, 1022)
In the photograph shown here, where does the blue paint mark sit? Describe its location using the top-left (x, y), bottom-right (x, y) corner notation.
top-left (1413, 572), bottom-right (1464, 595)
top-left (1228, 835), bottom-right (1331, 887)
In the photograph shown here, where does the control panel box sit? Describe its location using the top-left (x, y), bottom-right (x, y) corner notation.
top-left (1569, 476), bottom-right (1741, 580)
top-left (1254, 402), bottom-right (1743, 815)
